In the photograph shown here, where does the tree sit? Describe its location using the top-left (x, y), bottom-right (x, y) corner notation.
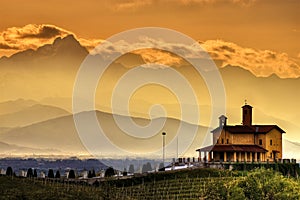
top-left (142, 162), bottom-right (152, 173)
top-left (47, 169), bottom-right (54, 178)
top-left (6, 167), bottom-right (13, 176)
top-left (68, 169), bottom-right (76, 179)
top-left (88, 170), bottom-right (92, 178)
top-left (33, 169), bottom-right (38, 177)
top-left (123, 167), bottom-right (127, 176)
top-left (200, 168), bottom-right (300, 200)
top-left (104, 167), bottom-right (115, 177)
top-left (55, 170), bottom-right (60, 178)
top-left (158, 163), bottom-right (165, 171)
top-left (129, 164), bottom-right (134, 174)
top-left (88, 169), bottom-right (96, 178)
top-left (91, 169), bottom-right (96, 177)
top-left (27, 168), bottom-right (33, 178)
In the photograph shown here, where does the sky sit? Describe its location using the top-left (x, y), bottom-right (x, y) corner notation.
top-left (0, 0), bottom-right (299, 79)
top-left (0, 0), bottom-right (299, 58)
top-left (0, 0), bottom-right (300, 157)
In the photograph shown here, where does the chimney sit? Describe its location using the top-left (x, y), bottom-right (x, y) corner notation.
top-left (219, 115), bottom-right (227, 127)
top-left (242, 104), bottom-right (252, 126)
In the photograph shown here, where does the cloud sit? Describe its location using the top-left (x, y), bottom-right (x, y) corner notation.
top-left (0, 24), bottom-right (72, 56)
top-left (1, 24), bottom-right (299, 78)
top-left (112, 0), bottom-right (153, 11)
top-left (0, 43), bottom-right (19, 50)
top-left (201, 40), bottom-right (300, 78)
top-left (20, 26), bottom-right (62, 39)
top-left (90, 37), bottom-right (209, 67)
top-left (108, 0), bottom-right (257, 11)
top-left (0, 24), bottom-right (103, 57)
top-left (77, 38), bottom-right (104, 52)
top-left (91, 36), bottom-right (300, 78)
top-left (134, 49), bottom-right (182, 67)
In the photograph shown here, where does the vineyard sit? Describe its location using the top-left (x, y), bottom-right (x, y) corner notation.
top-left (1, 168), bottom-right (300, 199)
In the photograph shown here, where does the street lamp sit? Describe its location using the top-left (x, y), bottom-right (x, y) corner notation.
top-left (162, 132), bottom-right (166, 167)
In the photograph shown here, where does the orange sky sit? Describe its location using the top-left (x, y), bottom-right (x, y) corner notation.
top-left (0, 0), bottom-right (300, 155)
top-left (0, 0), bottom-right (299, 58)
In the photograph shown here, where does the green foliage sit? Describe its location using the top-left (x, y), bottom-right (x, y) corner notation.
top-left (0, 176), bottom-right (104, 200)
top-left (201, 168), bottom-right (300, 200)
top-left (1, 166), bottom-right (299, 199)
top-left (230, 162), bottom-right (300, 177)
top-left (239, 168), bottom-right (300, 200)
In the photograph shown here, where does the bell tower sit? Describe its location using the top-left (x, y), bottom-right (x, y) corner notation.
top-left (242, 101), bottom-right (252, 126)
top-left (219, 115), bottom-right (227, 127)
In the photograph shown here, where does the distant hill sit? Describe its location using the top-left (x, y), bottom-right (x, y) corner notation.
top-left (0, 103), bottom-right (70, 127)
top-left (0, 99), bottom-right (38, 115)
top-left (0, 110), bottom-right (209, 156)
top-left (0, 141), bottom-right (61, 155)
top-left (0, 127), bottom-right (13, 134)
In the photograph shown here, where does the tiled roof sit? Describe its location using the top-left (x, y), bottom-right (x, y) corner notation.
top-left (211, 125), bottom-right (285, 134)
top-left (196, 144), bottom-right (268, 153)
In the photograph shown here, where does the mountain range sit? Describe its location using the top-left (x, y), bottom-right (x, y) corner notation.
top-left (0, 107), bottom-right (209, 158)
top-left (0, 34), bottom-right (299, 159)
top-left (0, 103), bottom-right (69, 127)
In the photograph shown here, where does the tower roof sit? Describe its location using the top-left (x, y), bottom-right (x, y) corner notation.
top-left (242, 104), bottom-right (253, 108)
top-left (211, 125), bottom-right (285, 134)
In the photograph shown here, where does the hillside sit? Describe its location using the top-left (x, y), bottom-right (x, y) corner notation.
top-left (0, 110), bottom-right (209, 157)
top-left (0, 103), bottom-right (70, 127)
top-left (0, 168), bottom-right (299, 199)
top-left (0, 99), bottom-right (38, 115)
top-left (0, 141), bottom-right (61, 155)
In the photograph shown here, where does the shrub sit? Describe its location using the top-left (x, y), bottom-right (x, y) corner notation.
top-left (104, 167), bottom-right (115, 177)
top-left (6, 167), bottom-right (13, 176)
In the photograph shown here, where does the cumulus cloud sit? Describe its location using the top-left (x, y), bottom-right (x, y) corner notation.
top-left (0, 24), bottom-right (103, 57)
top-left (0, 43), bottom-right (19, 50)
top-left (20, 26), bottom-right (63, 39)
top-left (77, 38), bottom-right (104, 52)
top-left (90, 36), bottom-right (210, 68)
top-left (1, 24), bottom-right (299, 78)
top-left (0, 24), bottom-right (72, 56)
top-left (201, 40), bottom-right (300, 78)
top-left (91, 36), bottom-right (300, 78)
top-left (134, 49), bottom-right (183, 67)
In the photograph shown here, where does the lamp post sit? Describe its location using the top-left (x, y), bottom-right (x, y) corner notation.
top-left (162, 132), bottom-right (166, 167)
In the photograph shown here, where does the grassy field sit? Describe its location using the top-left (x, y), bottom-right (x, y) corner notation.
top-left (1, 168), bottom-right (300, 199)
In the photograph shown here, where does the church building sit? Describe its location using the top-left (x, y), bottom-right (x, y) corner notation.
top-left (196, 103), bottom-right (285, 163)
